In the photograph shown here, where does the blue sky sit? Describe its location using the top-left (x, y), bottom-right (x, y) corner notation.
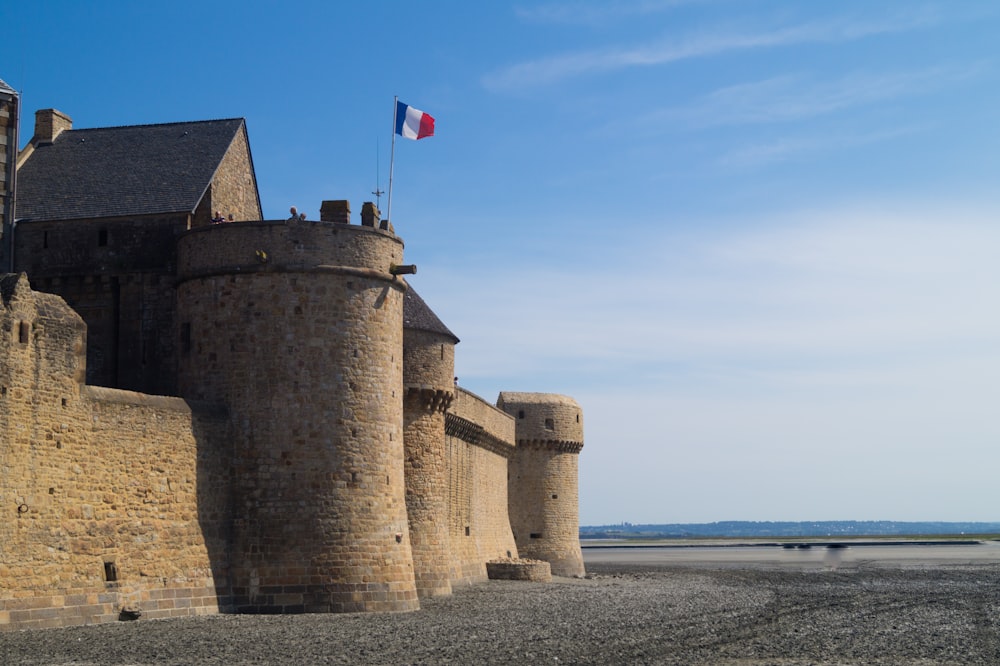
top-left (6, 0), bottom-right (1000, 524)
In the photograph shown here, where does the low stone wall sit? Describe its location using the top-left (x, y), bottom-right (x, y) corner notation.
top-left (486, 559), bottom-right (552, 583)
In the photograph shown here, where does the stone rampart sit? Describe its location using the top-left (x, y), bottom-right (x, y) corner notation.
top-left (1, 275), bottom-right (232, 631)
top-left (444, 389), bottom-right (518, 585)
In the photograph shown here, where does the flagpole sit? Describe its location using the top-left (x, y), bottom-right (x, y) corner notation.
top-left (387, 96), bottom-right (398, 223)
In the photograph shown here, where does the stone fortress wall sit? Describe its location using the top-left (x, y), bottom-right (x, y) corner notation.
top-left (0, 203), bottom-right (586, 631)
top-left (0, 83), bottom-right (585, 633)
top-left (0, 274), bottom-right (232, 629)
top-left (445, 388), bottom-right (519, 585)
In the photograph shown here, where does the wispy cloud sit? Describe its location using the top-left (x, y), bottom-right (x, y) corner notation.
top-left (514, 0), bottom-right (699, 26)
top-left (656, 64), bottom-right (984, 129)
top-left (717, 123), bottom-right (927, 168)
top-left (483, 10), bottom-right (940, 91)
top-left (424, 204), bottom-right (1000, 388)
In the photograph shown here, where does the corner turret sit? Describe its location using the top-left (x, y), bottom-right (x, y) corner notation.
top-left (498, 392), bottom-right (585, 577)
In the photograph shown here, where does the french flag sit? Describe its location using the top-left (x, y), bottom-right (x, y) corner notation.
top-left (395, 100), bottom-right (435, 140)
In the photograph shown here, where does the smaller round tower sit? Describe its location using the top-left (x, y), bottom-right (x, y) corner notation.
top-left (497, 392), bottom-right (585, 577)
top-left (402, 287), bottom-right (459, 598)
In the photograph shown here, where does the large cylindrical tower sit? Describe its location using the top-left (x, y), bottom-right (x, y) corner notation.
top-left (175, 207), bottom-right (418, 613)
top-left (498, 392), bottom-right (585, 577)
top-left (402, 287), bottom-right (458, 598)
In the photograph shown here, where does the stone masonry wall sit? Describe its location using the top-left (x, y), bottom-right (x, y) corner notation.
top-left (205, 125), bottom-right (261, 224)
top-left (14, 214), bottom-right (189, 394)
top-left (499, 393), bottom-right (585, 578)
top-left (0, 275), bottom-right (232, 631)
top-left (444, 389), bottom-right (518, 585)
top-left (176, 218), bottom-right (419, 613)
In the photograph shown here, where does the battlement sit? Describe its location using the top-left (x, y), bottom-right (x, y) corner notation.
top-left (177, 213), bottom-right (404, 285)
top-left (497, 392), bottom-right (584, 451)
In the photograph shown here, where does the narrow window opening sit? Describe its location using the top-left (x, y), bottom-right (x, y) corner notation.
top-left (551, 494), bottom-right (558, 500)
top-left (43, 231), bottom-right (49, 248)
top-left (440, 344), bottom-right (444, 360)
top-left (517, 410), bottom-right (525, 419)
top-left (465, 526), bottom-right (471, 537)
top-left (180, 323), bottom-right (191, 354)
top-left (98, 229), bottom-right (108, 246)
top-left (576, 414), bottom-right (580, 423)
top-left (61, 397), bottom-right (68, 407)
top-left (103, 561), bottom-right (118, 582)
top-left (530, 533), bottom-right (542, 539)
top-left (18, 321), bottom-right (30, 344)
top-left (544, 418), bottom-right (554, 430)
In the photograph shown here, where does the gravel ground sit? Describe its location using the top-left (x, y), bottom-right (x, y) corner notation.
top-left (2, 561), bottom-right (1000, 665)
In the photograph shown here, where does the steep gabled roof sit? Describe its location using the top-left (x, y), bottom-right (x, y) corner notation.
top-left (0, 78), bottom-right (15, 95)
top-left (404, 286), bottom-right (460, 344)
top-left (16, 118), bottom-right (246, 221)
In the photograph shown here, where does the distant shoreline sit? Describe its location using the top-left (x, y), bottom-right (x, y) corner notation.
top-left (581, 537), bottom-right (989, 549)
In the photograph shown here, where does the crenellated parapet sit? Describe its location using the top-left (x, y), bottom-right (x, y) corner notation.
top-left (404, 386), bottom-right (454, 413)
top-left (445, 411), bottom-right (517, 459)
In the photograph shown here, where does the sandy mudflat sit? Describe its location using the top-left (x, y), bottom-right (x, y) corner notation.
top-left (2, 555), bottom-right (1000, 664)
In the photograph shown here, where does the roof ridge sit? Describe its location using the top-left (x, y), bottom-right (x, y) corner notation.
top-left (62, 118), bottom-right (245, 133)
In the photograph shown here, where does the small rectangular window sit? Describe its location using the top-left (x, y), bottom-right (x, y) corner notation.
top-left (103, 561), bottom-right (118, 582)
top-left (544, 418), bottom-right (554, 430)
top-left (98, 229), bottom-right (108, 246)
top-left (18, 321), bottom-right (29, 344)
top-left (530, 533), bottom-right (543, 539)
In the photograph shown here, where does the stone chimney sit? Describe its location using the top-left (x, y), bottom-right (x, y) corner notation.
top-left (320, 200), bottom-right (351, 224)
top-left (34, 109), bottom-right (73, 145)
top-left (360, 202), bottom-right (380, 228)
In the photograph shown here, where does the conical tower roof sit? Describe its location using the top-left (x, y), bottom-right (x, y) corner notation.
top-left (403, 286), bottom-right (459, 344)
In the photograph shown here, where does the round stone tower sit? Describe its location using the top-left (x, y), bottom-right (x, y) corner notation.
top-left (175, 204), bottom-right (418, 613)
top-left (497, 392), bottom-right (585, 577)
top-left (402, 287), bottom-right (458, 598)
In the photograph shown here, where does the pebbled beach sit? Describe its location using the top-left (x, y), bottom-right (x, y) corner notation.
top-left (2, 556), bottom-right (999, 665)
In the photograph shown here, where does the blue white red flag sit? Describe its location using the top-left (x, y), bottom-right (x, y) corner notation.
top-left (395, 101), bottom-right (435, 140)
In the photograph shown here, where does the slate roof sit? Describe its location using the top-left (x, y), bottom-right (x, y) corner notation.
top-left (0, 78), bottom-right (14, 95)
top-left (403, 287), bottom-right (459, 343)
top-left (16, 118), bottom-right (246, 222)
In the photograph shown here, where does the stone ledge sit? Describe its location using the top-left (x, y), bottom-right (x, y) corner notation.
top-left (486, 559), bottom-right (552, 583)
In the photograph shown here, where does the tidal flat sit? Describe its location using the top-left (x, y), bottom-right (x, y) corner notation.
top-left (3, 545), bottom-right (999, 665)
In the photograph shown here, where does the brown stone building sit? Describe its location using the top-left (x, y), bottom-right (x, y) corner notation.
top-left (10, 110), bottom-right (261, 394)
top-left (0, 104), bottom-right (585, 630)
top-left (0, 78), bottom-right (18, 273)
